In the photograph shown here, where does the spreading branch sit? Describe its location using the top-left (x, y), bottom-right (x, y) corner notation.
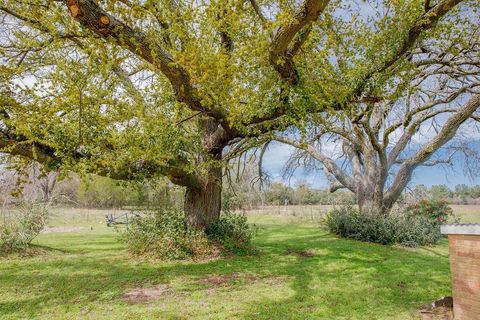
top-left (269, 0), bottom-right (330, 85)
top-left (352, 0), bottom-right (463, 98)
top-left (271, 135), bottom-right (355, 191)
top-left (62, 0), bottom-right (224, 122)
top-left (385, 94), bottom-right (480, 206)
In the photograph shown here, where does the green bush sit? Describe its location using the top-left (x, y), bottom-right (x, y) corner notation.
top-left (120, 208), bottom-right (256, 259)
top-left (206, 211), bottom-right (256, 254)
top-left (326, 206), bottom-right (398, 245)
top-left (0, 202), bottom-right (49, 253)
top-left (325, 204), bottom-right (446, 247)
top-left (120, 208), bottom-right (211, 260)
top-left (395, 215), bottom-right (442, 247)
top-left (408, 198), bottom-right (455, 224)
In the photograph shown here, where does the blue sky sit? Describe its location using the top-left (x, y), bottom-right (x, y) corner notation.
top-left (262, 141), bottom-right (480, 189)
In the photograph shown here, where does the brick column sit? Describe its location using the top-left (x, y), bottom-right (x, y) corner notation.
top-left (441, 224), bottom-right (480, 320)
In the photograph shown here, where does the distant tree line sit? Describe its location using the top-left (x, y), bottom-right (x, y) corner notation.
top-left (1, 160), bottom-right (479, 209)
top-left (0, 163), bottom-right (183, 209)
top-left (223, 182), bottom-right (356, 210)
top-left (408, 184), bottom-right (480, 205)
top-left (223, 181), bottom-right (480, 209)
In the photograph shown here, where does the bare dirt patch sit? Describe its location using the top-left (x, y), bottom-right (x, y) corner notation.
top-left (197, 273), bottom-right (285, 289)
top-left (284, 248), bottom-right (316, 258)
top-left (416, 297), bottom-right (453, 320)
top-left (197, 273), bottom-right (255, 287)
top-left (121, 284), bottom-right (174, 304)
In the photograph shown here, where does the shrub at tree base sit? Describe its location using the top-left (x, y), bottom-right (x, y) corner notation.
top-left (206, 211), bottom-right (256, 255)
top-left (326, 201), bottom-right (455, 247)
top-left (0, 203), bottom-right (49, 253)
top-left (120, 208), bottom-right (255, 260)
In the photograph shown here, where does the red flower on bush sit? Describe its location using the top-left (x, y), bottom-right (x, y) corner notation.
top-left (408, 198), bottom-right (453, 225)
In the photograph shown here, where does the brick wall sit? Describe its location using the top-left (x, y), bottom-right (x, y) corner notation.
top-left (448, 234), bottom-right (480, 320)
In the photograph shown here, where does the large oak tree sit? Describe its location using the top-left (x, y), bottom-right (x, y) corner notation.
top-left (0, 0), bottom-right (471, 229)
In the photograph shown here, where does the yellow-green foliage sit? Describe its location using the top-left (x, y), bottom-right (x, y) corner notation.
top-left (0, 0), bottom-right (476, 179)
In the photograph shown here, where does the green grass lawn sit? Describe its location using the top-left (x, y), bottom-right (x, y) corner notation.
top-left (0, 214), bottom-right (453, 320)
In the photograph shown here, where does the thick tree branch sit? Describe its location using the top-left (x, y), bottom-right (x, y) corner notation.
top-left (385, 93), bottom-right (480, 206)
top-left (1, 6), bottom-right (149, 112)
top-left (248, 0), bottom-right (267, 24)
top-left (387, 105), bottom-right (472, 168)
top-left (272, 135), bottom-right (355, 191)
top-left (0, 136), bottom-right (200, 188)
top-left (352, 0), bottom-right (463, 97)
top-left (384, 87), bottom-right (478, 143)
top-left (325, 172), bottom-right (345, 192)
top-left (0, 140), bottom-right (57, 167)
top-left (269, 0), bottom-right (330, 84)
top-left (1, 91), bottom-right (200, 188)
top-left (380, 0), bottom-right (463, 73)
top-left (62, 0), bottom-right (224, 122)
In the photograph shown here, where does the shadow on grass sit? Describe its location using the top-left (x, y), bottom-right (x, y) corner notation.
top-left (0, 222), bottom-right (451, 319)
top-left (0, 243), bottom-right (71, 259)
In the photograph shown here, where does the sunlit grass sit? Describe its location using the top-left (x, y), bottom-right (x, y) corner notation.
top-left (0, 211), bottom-right (460, 319)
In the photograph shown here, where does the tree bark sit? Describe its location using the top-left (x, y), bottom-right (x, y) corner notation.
top-left (184, 164), bottom-right (222, 230)
top-left (183, 117), bottom-right (226, 230)
top-left (355, 178), bottom-right (393, 216)
top-left (356, 194), bottom-right (392, 217)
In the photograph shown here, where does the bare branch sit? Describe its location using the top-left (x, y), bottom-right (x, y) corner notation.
top-left (111, 65), bottom-right (148, 107)
top-left (271, 135), bottom-right (355, 191)
top-left (395, 156), bottom-right (455, 167)
top-left (385, 93), bottom-right (480, 206)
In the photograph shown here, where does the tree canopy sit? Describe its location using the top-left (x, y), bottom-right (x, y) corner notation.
top-left (1, 0), bottom-right (476, 227)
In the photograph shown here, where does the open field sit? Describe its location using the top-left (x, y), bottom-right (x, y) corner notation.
top-left (242, 204), bottom-right (480, 223)
top-left (2, 205), bottom-right (479, 319)
top-left (40, 204), bottom-right (480, 227)
top-left (448, 205), bottom-right (480, 223)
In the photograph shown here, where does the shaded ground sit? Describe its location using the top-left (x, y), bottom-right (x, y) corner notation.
top-left (416, 296), bottom-right (453, 319)
top-left (0, 214), bottom-right (457, 319)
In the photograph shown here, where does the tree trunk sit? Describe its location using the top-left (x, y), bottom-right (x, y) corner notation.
top-left (184, 165), bottom-right (222, 230)
top-left (358, 201), bottom-right (392, 216)
top-left (357, 187), bottom-right (392, 216)
top-left (183, 117), bottom-right (229, 230)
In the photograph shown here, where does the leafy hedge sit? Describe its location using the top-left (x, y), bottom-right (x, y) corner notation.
top-left (326, 200), bottom-right (455, 247)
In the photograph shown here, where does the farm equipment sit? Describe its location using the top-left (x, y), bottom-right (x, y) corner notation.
top-left (105, 211), bottom-right (137, 227)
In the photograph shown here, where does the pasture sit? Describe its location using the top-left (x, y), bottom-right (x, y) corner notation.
top-left (1, 206), bottom-right (479, 319)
